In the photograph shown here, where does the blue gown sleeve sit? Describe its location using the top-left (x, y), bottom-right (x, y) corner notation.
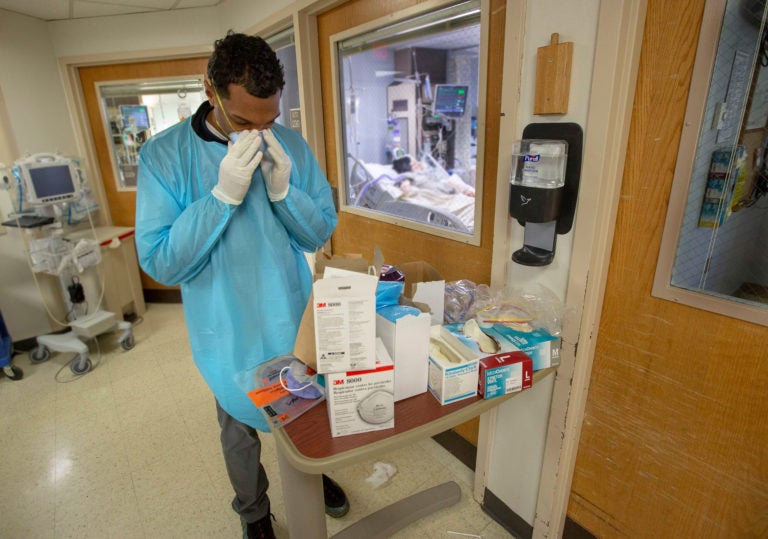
top-left (270, 130), bottom-right (337, 251)
top-left (135, 148), bottom-right (235, 287)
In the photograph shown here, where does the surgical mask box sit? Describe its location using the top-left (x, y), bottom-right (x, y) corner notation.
top-left (481, 325), bottom-right (560, 371)
top-left (427, 326), bottom-right (480, 405)
top-left (324, 341), bottom-right (395, 437)
top-left (376, 309), bottom-right (431, 402)
top-left (395, 261), bottom-right (445, 325)
top-left (313, 269), bottom-right (379, 374)
top-left (478, 351), bottom-right (533, 399)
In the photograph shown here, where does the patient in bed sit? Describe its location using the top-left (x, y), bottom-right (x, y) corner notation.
top-left (393, 156), bottom-right (476, 229)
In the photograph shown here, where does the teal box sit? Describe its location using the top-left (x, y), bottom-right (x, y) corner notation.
top-left (481, 325), bottom-right (560, 371)
top-left (442, 323), bottom-right (560, 371)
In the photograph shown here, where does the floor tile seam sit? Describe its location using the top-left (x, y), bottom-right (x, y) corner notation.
top-left (125, 461), bottom-right (150, 538)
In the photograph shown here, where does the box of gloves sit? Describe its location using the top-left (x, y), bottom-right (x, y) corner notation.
top-left (478, 351), bottom-right (533, 399)
top-left (427, 325), bottom-right (480, 405)
top-left (324, 339), bottom-right (395, 437)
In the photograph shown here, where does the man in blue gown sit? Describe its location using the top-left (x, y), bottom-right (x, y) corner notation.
top-left (135, 31), bottom-right (346, 538)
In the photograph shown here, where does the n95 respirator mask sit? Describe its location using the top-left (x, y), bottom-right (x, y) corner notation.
top-left (357, 390), bottom-right (394, 424)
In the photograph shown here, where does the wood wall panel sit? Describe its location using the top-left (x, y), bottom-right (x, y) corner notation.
top-left (567, 0), bottom-right (768, 536)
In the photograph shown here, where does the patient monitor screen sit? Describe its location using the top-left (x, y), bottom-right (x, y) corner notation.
top-left (120, 105), bottom-right (150, 131)
top-left (433, 85), bottom-right (469, 117)
top-left (28, 165), bottom-right (77, 202)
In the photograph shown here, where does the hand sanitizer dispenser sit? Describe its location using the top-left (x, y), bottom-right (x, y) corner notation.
top-left (509, 123), bottom-right (583, 266)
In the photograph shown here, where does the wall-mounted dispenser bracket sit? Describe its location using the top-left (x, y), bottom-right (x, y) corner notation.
top-left (508, 122), bottom-right (583, 266)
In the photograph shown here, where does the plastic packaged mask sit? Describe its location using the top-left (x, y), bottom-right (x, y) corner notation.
top-left (279, 359), bottom-right (323, 400)
top-left (357, 390), bottom-right (394, 424)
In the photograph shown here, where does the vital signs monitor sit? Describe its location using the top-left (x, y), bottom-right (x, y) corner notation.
top-left (16, 153), bottom-right (80, 206)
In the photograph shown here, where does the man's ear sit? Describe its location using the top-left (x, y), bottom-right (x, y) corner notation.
top-left (204, 79), bottom-right (215, 105)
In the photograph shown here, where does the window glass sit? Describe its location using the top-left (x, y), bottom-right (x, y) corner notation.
top-left (99, 79), bottom-right (205, 190)
top-left (337, 1), bottom-right (481, 235)
top-left (653, 0), bottom-right (768, 325)
top-left (266, 28), bottom-right (302, 132)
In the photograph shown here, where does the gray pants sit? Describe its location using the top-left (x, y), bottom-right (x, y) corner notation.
top-left (216, 400), bottom-right (271, 523)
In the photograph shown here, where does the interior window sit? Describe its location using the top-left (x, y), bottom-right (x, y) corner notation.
top-left (653, 0), bottom-right (768, 325)
top-left (337, 1), bottom-right (481, 236)
top-left (266, 27), bottom-right (302, 132)
top-left (99, 79), bottom-right (206, 190)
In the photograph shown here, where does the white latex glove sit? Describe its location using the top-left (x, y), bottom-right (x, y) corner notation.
top-left (212, 130), bottom-right (263, 205)
top-left (260, 129), bottom-right (292, 202)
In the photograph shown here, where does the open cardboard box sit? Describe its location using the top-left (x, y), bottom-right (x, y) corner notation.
top-left (294, 252), bottom-right (446, 392)
top-left (395, 261), bottom-right (445, 325)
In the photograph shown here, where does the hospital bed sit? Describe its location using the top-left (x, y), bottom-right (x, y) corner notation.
top-left (346, 154), bottom-right (475, 234)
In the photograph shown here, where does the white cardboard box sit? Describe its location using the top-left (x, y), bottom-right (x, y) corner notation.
top-left (376, 310), bottom-right (431, 401)
top-left (312, 270), bottom-right (378, 374)
top-left (427, 326), bottom-right (480, 405)
top-left (324, 340), bottom-right (395, 437)
top-left (397, 261), bottom-right (445, 325)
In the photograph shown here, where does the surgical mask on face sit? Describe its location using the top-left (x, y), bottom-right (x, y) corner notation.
top-left (229, 131), bottom-right (268, 155)
top-left (357, 390), bottom-right (394, 424)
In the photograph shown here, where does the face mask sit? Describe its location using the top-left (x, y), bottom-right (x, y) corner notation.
top-left (357, 390), bottom-right (394, 424)
top-left (280, 359), bottom-right (323, 400)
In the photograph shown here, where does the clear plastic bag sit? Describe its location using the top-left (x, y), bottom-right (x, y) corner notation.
top-left (475, 284), bottom-right (565, 336)
top-left (443, 280), bottom-right (493, 324)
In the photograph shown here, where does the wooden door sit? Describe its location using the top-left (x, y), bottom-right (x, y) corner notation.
top-left (317, 0), bottom-right (507, 446)
top-left (79, 57), bottom-right (209, 294)
top-left (567, 0), bottom-right (768, 536)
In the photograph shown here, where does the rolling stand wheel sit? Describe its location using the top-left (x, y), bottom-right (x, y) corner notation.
top-left (120, 332), bottom-right (135, 351)
top-left (69, 353), bottom-right (92, 376)
top-left (30, 345), bottom-right (51, 364)
top-left (2, 364), bottom-right (23, 381)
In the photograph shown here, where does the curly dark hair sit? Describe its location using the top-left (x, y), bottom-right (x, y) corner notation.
top-left (207, 31), bottom-right (285, 99)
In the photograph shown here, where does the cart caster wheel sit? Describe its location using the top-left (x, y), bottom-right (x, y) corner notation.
top-left (30, 345), bottom-right (50, 364)
top-left (3, 365), bottom-right (23, 381)
top-left (120, 334), bottom-right (135, 351)
top-left (69, 355), bottom-right (92, 376)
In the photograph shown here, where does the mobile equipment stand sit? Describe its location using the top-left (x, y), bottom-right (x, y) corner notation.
top-left (29, 310), bottom-right (134, 375)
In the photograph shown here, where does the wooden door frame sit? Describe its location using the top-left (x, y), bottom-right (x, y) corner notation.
top-left (57, 47), bottom-right (212, 229)
top-left (528, 1), bottom-right (649, 536)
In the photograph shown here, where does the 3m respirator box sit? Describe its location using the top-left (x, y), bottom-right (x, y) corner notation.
top-left (324, 340), bottom-right (395, 438)
top-left (312, 268), bottom-right (378, 374)
top-left (478, 351), bottom-right (533, 399)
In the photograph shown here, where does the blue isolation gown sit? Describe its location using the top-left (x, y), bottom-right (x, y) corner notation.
top-left (135, 106), bottom-right (337, 431)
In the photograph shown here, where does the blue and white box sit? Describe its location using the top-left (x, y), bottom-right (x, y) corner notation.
top-left (482, 325), bottom-right (560, 371)
top-left (427, 326), bottom-right (480, 405)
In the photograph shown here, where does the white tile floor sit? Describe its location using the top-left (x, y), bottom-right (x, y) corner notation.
top-left (0, 303), bottom-right (512, 538)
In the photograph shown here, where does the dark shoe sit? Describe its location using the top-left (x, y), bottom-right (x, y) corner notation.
top-left (323, 474), bottom-right (350, 518)
top-left (242, 512), bottom-right (276, 539)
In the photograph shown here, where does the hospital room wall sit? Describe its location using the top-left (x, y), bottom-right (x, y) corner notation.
top-left (484, 0), bottom-right (601, 528)
top-left (0, 10), bottom-right (80, 340)
top-left (0, 2), bottom-right (291, 342)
